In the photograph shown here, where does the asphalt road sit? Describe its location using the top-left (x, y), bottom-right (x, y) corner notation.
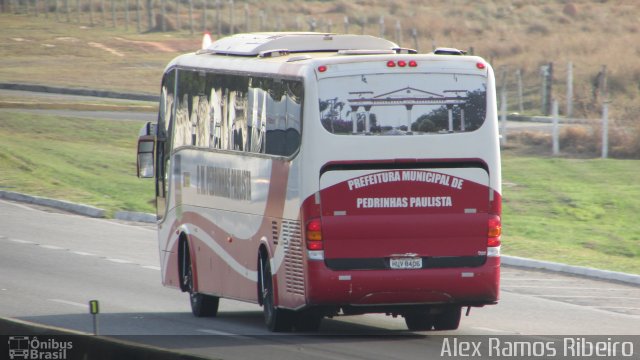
top-left (0, 199), bottom-right (639, 360)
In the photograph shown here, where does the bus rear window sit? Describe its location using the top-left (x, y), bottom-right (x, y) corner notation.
top-left (318, 73), bottom-right (486, 135)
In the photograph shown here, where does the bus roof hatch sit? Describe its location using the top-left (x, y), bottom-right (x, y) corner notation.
top-left (204, 32), bottom-right (400, 56)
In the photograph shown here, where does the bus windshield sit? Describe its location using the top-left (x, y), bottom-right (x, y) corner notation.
top-left (318, 73), bottom-right (487, 135)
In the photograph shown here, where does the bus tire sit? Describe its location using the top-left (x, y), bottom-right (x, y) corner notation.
top-left (403, 311), bottom-right (433, 331)
top-left (432, 306), bottom-right (461, 331)
top-left (183, 244), bottom-right (219, 317)
top-left (260, 254), bottom-right (293, 332)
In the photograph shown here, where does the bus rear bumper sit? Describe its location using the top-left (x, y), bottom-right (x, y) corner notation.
top-left (305, 257), bottom-right (500, 308)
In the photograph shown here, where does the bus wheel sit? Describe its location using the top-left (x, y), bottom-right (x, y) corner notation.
top-left (403, 311), bottom-right (433, 331)
top-left (432, 306), bottom-right (461, 331)
top-left (184, 249), bottom-right (219, 317)
top-left (260, 255), bottom-right (293, 332)
top-left (293, 308), bottom-right (323, 332)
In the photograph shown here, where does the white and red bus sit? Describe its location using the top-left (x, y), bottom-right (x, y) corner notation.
top-left (137, 32), bottom-right (502, 332)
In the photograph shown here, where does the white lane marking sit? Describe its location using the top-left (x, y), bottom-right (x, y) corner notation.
top-left (471, 326), bottom-right (515, 334)
top-left (196, 329), bottom-right (265, 340)
top-left (48, 299), bottom-right (88, 309)
top-left (505, 291), bottom-right (640, 320)
top-left (197, 329), bottom-right (237, 336)
top-left (72, 251), bottom-right (96, 256)
top-left (105, 258), bottom-right (132, 264)
top-left (501, 278), bottom-right (570, 281)
top-left (6, 233), bottom-right (159, 271)
top-left (592, 306), bottom-right (640, 310)
top-left (0, 199), bottom-right (39, 212)
top-left (539, 295), bottom-right (640, 300)
top-left (9, 238), bottom-right (35, 244)
top-left (3, 227), bottom-right (160, 274)
top-left (40, 244), bottom-right (65, 250)
top-left (505, 286), bottom-right (639, 291)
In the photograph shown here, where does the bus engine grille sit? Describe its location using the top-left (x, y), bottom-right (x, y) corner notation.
top-left (280, 220), bottom-right (305, 295)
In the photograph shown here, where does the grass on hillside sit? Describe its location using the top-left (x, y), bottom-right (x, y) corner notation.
top-left (0, 14), bottom-right (198, 95)
top-left (0, 110), bottom-right (155, 215)
top-left (0, 109), bottom-right (638, 273)
top-left (3, 0), bottom-right (640, 122)
top-left (501, 153), bottom-right (640, 274)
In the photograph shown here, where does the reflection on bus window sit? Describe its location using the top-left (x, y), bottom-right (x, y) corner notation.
top-left (172, 70), bottom-right (301, 157)
top-left (319, 73), bottom-right (486, 135)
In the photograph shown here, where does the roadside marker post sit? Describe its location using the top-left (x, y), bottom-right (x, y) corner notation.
top-left (89, 300), bottom-right (99, 335)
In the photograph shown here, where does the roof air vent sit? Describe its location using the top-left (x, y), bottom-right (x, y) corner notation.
top-left (433, 47), bottom-right (466, 55)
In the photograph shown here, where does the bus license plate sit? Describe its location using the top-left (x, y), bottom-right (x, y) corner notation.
top-left (390, 258), bottom-right (422, 269)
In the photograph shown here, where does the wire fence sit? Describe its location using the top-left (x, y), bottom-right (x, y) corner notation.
top-left (1, 0), bottom-right (422, 48)
top-left (3, 0), bottom-right (638, 158)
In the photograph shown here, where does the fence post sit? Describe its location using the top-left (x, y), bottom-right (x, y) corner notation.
top-left (343, 15), bottom-right (349, 33)
top-left (595, 65), bottom-right (608, 103)
top-left (145, 0), bottom-right (152, 32)
top-left (395, 20), bottom-right (402, 45)
top-left (379, 15), bottom-right (384, 37)
top-left (135, 0), bottom-right (140, 32)
top-left (124, 0), bottom-right (129, 30)
top-left (111, 0), bottom-right (116, 27)
top-left (500, 87), bottom-right (507, 146)
top-left (566, 61), bottom-right (573, 118)
top-left (190, 0), bottom-right (195, 35)
top-left (411, 28), bottom-right (418, 52)
top-left (215, 0), bottom-right (220, 37)
top-left (546, 62), bottom-right (553, 115)
top-left (101, 0), bottom-right (105, 24)
top-left (552, 99), bottom-right (559, 155)
top-left (228, 0), bottom-right (234, 34)
top-left (244, 3), bottom-right (249, 32)
top-left (174, 0), bottom-right (180, 30)
top-left (160, 0), bottom-right (166, 31)
top-left (76, 0), bottom-right (80, 24)
top-left (601, 102), bottom-right (609, 159)
top-left (516, 69), bottom-right (524, 113)
top-left (201, 0), bottom-right (206, 32)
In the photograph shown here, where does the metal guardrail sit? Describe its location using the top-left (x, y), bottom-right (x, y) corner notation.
top-left (0, 83), bottom-right (158, 102)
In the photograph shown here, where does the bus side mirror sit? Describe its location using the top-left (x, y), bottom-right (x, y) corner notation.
top-left (137, 122), bottom-right (156, 178)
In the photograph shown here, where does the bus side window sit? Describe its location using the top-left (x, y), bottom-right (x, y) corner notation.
top-left (284, 80), bottom-right (302, 156)
top-left (264, 79), bottom-right (302, 157)
top-left (248, 79), bottom-right (267, 153)
top-left (186, 73), bottom-right (302, 157)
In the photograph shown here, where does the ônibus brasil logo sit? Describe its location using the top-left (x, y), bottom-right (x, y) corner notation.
top-left (8, 336), bottom-right (72, 360)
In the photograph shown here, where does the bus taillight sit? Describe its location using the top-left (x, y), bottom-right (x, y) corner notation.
top-left (387, 60), bottom-right (417, 68)
top-left (487, 215), bottom-right (501, 246)
top-left (306, 218), bottom-right (323, 250)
